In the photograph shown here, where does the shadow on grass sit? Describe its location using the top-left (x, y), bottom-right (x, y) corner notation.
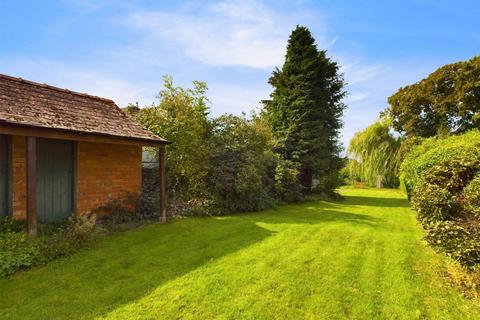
top-left (0, 217), bottom-right (272, 319)
top-left (337, 195), bottom-right (410, 208)
top-left (0, 194), bottom-right (391, 319)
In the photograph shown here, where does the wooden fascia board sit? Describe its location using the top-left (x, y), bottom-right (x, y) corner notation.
top-left (0, 123), bottom-right (169, 147)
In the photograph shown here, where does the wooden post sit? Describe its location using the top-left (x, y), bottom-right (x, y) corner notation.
top-left (26, 136), bottom-right (37, 237)
top-left (159, 146), bottom-right (166, 223)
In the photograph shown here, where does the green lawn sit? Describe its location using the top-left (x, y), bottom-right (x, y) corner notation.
top-left (1, 187), bottom-right (479, 319)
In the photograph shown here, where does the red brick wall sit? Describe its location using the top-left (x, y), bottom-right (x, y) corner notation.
top-left (12, 136), bottom-right (27, 220)
top-left (76, 141), bottom-right (142, 215)
top-left (10, 137), bottom-right (142, 219)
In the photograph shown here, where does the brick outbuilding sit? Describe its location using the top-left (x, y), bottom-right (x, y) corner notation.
top-left (0, 74), bottom-right (168, 235)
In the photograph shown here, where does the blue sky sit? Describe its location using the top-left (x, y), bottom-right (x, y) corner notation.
top-left (1, 0), bottom-right (479, 147)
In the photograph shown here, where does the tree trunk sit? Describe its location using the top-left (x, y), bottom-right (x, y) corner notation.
top-left (375, 175), bottom-right (383, 189)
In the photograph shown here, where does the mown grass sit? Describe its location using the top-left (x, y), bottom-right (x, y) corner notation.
top-left (1, 187), bottom-right (479, 319)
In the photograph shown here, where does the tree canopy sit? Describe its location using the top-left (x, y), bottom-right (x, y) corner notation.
top-left (386, 55), bottom-right (480, 137)
top-left (264, 25), bottom-right (346, 193)
top-left (125, 76), bottom-right (211, 202)
top-left (347, 118), bottom-right (401, 188)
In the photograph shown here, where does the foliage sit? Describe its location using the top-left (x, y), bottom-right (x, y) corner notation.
top-left (464, 174), bottom-right (480, 217)
top-left (0, 217), bottom-right (25, 233)
top-left (128, 77), bottom-right (282, 215)
top-left (424, 221), bottom-right (480, 269)
top-left (207, 114), bottom-right (277, 214)
top-left (126, 76), bottom-right (211, 204)
top-left (412, 183), bottom-right (458, 224)
top-left (386, 55), bottom-right (480, 137)
top-left (0, 231), bottom-right (41, 277)
top-left (0, 215), bottom-right (97, 277)
top-left (408, 134), bottom-right (480, 268)
top-left (400, 129), bottom-right (480, 196)
top-left (420, 158), bottom-right (480, 194)
top-left (445, 262), bottom-right (480, 299)
top-left (264, 25), bottom-right (346, 193)
top-left (341, 158), bottom-right (362, 185)
top-left (347, 118), bottom-right (401, 188)
top-left (274, 158), bottom-right (304, 202)
top-left (127, 28), bottom-right (348, 215)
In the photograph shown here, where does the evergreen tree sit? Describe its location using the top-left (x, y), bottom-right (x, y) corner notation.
top-left (264, 26), bottom-right (346, 193)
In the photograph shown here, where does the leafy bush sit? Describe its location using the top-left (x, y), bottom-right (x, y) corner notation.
top-left (207, 114), bottom-right (277, 214)
top-left (407, 130), bottom-right (480, 269)
top-left (424, 221), bottom-right (480, 269)
top-left (128, 76), bottom-right (343, 217)
top-left (412, 156), bottom-right (480, 224)
top-left (274, 159), bottom-right (304, 202)
top-left (126, 77), bottom-right (211, 208)
top-left (0, 231), bottom-right (41, 276)
top-left (0, 215), bottom-right (98, 277)
top-left (412, 184), bottom-right (459, 224)
top-left (464, 174), bottom-right (480, 217)
top-left (420, 158), bottom-right (480, 194)
top-left (400, 129), bottom-right (480, 196)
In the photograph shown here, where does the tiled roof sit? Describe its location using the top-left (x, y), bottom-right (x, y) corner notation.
top-left (0, 73), bottom-right (167, 144)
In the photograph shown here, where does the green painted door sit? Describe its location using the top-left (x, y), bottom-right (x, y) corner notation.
top-left (0, 135), bottom-right (10, 218)
top-left (37, 139), bottom-right (75, 223)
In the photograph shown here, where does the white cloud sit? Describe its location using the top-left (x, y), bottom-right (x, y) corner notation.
top-left (124, 0), bottom-right (332, 69)
top-left (2, 0), bottom-right (445, 151)
top-left (341, 63), bottom-right (384, 85)
top-left (208, 83), bottom-right (271, 116)
top-left (344, 92), bottom-right (369, 104)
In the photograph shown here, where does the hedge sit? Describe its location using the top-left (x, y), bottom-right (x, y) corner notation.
top-left (400, 130), bottom-right (480, 196)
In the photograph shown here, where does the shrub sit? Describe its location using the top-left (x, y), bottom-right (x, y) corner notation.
top-left (464, 174), bottom-right (480, 217)
top-left (0, 231), bottom-right (41, 277)
top-left (421, 158), bottom-right (480, 194)
top-left (0, 217), bottom-right (25, 233)
top-left (274, 159), bottom-right (304, 202)
top-left (126, 77), bottom-right (211, 209)
top-left (400, 129), bottom-right (480, 196)
top-left (424, 221), bottom-right (480, 269)
top-left (412, 184), bottom-right (459, 224)
top-left (0, 215), bottom-right (98, 277)
top-left (412, 156), bottom-right (480, 224)
top-left (206, 114), bottom-right (278, 214)
top-left (407, 130), bottom-right (480, 269)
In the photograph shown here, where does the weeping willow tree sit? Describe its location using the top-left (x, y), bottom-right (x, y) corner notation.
top-left (347, 118), bottom-right (401, 188)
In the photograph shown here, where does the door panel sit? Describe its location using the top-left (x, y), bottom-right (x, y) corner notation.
top-left (37, 139), bottom-right (75, 223)
top-left (0, 135), bottom-right (9, 218)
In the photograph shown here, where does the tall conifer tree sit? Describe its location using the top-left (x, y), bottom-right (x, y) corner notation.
top-left (265, 26), bottom-right (346, 192)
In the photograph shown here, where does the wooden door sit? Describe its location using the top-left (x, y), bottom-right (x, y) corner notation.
top-left (37, 139), bottom-right (75, 223)
top-left (0, 135), bottom-right (10, 218)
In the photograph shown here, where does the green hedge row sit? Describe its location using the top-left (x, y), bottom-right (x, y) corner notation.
top-left (400, 130), bottom-right (480, 197)
top-left (401, 130), bottom-right (480, 269)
